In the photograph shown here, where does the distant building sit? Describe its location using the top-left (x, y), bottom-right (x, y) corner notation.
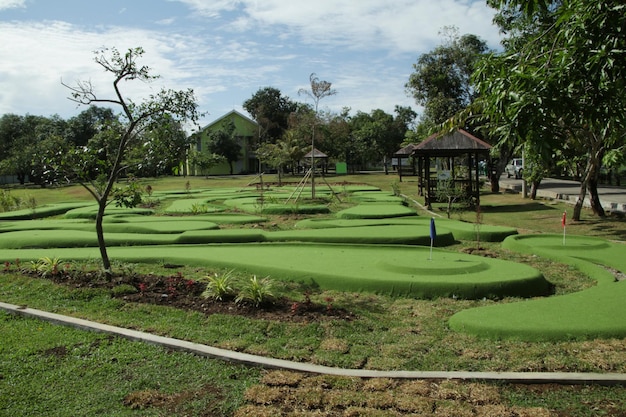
top-left (189, 110), bottom-right (258, 175)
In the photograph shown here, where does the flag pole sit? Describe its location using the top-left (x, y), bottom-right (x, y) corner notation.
top-left (562, 211), bottom-right (567, 246)
top-left (429, 217), bottom-right (436, 261)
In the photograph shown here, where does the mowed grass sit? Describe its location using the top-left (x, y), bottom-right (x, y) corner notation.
top-left (2, 174), bottom-right (626, 416)
top-left (0, 310), bottom-right (259, 417)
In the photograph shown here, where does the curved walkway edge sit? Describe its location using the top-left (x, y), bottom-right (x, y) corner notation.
top-left (2, 301), bottom-right (625, 386)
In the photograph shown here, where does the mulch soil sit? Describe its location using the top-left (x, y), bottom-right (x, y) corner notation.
top-left (41, 269), bottom-right (355, 323)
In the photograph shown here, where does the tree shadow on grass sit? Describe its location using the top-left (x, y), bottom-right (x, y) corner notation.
top-left (480, 202), bottom-right (555, 214)
top-left (586, 219), bottom-right (626, 242)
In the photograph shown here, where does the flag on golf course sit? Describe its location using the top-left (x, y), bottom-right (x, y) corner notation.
top-left (430, 217), bottom-right (437, 240)
top-left (429, 217), bottom-right (437, 261)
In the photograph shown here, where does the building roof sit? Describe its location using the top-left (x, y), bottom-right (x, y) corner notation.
top-left (199, 109), bottom-right (257, 131)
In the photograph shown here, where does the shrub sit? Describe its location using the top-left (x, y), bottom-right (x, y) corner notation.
top-left (32, 257), bottom-right (64, 277)
top-left (202, 270), bottom-right (237, 301)
top-left (236, 275), bottom-right (274, 307)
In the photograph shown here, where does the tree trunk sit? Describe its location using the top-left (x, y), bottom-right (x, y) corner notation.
top-left (529, 180), bottom-right (541, 200)
top-left (572, 180), bottom-right (587, 221)
top-left (95, 199), bottom-right (112, 275)
top-left (228, 161), bottom-right (234, 175)
top-left (588, 176), bottom-right (606, 217)
top-left (573, 131), bottom-right (607, 221)
top-left (489, 170), bottom-right (500, 192)
top-left (383, 155), bottom-right (389, 175)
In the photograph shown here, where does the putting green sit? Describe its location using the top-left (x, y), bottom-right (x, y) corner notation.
top-left (0, 221), bottom-right (456, 247)
top-left (0, 202), bottom-right (92, 220)
top-left (336, 204), bottom-right (417, 219)
top-left (295, 217), bottom-right (517, 242)
top-left (64, 205), bottom-right (155, 219)
top-left (161, 198), bottom-right (226, 214)
top-left (222, 196), bottom-right (331, 214)
top-left (0, 184), bottom-right (622, 341)
top-left (349, 191), bottom-right (406, 203)
top-left (0, 243), bottom-right (549, 299)
top-left (449, 234), bottom-right (626, 340)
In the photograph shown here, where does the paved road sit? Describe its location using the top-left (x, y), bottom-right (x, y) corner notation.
top-left (497, 176), bottom-right (626, 213)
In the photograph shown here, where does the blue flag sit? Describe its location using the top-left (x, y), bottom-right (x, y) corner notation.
top-left (430, 217), bottom-right (436, 240)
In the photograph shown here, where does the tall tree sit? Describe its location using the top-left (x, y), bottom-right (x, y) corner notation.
top-left (243, 87), bottom-right (298, 143)
top-left (65, 106), bottom-right (117, 146)
top-left (406, 28), bottom-right (488, 134)
top-left (319, 107), bottom-right (352, 167)
top-left (60, 47), bottom-right (199, 274)
top-left (349, 109), bottom-right (410, 174)
top-left (127, 114), bottom-right (190, 177)
top-left (205, 119), bottom-right (242, 175)
top-left (0, 114), bottom-right (68, 185)
top-left (474, 0), bottom-right (626, 220)
top-left (298, 73), bottom-right (337, 198)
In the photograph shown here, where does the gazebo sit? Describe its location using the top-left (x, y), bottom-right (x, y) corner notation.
top-left (304, 147), bottom-right (328, 173)
top-left (393, 143), bottom-right (417, 181)
top-left (406, 129), bottom-right (491, 208)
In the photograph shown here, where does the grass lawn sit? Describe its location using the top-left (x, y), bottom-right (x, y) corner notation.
top-left (1, 173), bottom-right (626, 416)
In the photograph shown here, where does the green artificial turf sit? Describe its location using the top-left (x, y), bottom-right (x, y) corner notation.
top-left (0, 220), bottom-right (456, 247)
top-left (222, 196), bottom-right (331, 214)
top-left (449, 234), bottom-right (626, 341)
top-left (64, 205), bottom-right (155, 219)
top-left (105, 213), bottom-right (268, 225)
top-left (268, 225), bottom-right (456, 246)
top-left (0, 243), bottom-right (550, 299)
top-left (336, 204), bottom-right (417, 219)
top-left (295, 217), bottom-right (518, 242)
top-left (349, 191), bottom-right (406, 203)
top-left (0, 202), bottom-right (92, 220)
top-left (161, 198), bottom-right (225, 214)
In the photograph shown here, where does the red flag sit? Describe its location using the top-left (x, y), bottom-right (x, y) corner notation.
top-left (561, 211), bottom-right (566, 227)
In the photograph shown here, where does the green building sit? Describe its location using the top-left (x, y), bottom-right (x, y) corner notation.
top-left (189, 110), bottom-right (258, 175)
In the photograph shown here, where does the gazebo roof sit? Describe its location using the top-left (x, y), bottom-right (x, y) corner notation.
top-left (413, 129), bottom-right (491, 156)
top-left (394, 143), bottom-right (417, 157)
top-left (304, 148), bottom-right (328, 159)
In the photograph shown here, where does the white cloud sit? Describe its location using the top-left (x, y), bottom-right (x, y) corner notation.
top-left (0, 0), bottom-right (501, 126)
top-left (174, 0), bottom-right (501, 51)
top-left (0, 0), bottom-right (25, 11)
top-left (0, 21), bottom-right (204, 117)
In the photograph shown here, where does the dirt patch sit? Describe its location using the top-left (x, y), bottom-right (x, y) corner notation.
top-left (460, 247), bottom-right (500, 258)
top-left (123, 384), bottom-right (225, 416)
top-left (42, 270), bottom-right (355, 323)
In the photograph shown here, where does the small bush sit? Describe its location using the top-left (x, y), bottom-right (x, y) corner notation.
top-left (32, 257), bottom-right (64, 277)
top-left (236, 275), bottom-right (274, 307)
top-left (202, 270), bottom-right (236, 301)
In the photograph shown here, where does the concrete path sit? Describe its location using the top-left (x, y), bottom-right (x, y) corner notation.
top-left (498, 176), bottom-right (626, 213)
top-left (2, 301), bottom-right (625, 386)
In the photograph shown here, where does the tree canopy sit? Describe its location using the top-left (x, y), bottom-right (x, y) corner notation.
top-left (472, 0), bottom-right (626, 220)
top-left (406, 28), bottom-right (488, 135)
top-left (243, 87), bottom-right (298, 143)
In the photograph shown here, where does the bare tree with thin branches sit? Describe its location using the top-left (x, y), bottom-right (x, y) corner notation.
top-left (298, 73), bottom-right (336, 198)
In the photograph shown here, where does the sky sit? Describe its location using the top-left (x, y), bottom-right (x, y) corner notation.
top-left (0, 0), bottom-right (502, 130)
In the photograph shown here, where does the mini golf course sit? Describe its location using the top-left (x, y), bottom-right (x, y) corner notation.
top-left (0, 185), bottom-right (624, 341)
top-left (449, 234), bottom-right (626, 341)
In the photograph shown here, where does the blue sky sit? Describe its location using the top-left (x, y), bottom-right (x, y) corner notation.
top-left (0, 0), bottom-right (501, 129)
